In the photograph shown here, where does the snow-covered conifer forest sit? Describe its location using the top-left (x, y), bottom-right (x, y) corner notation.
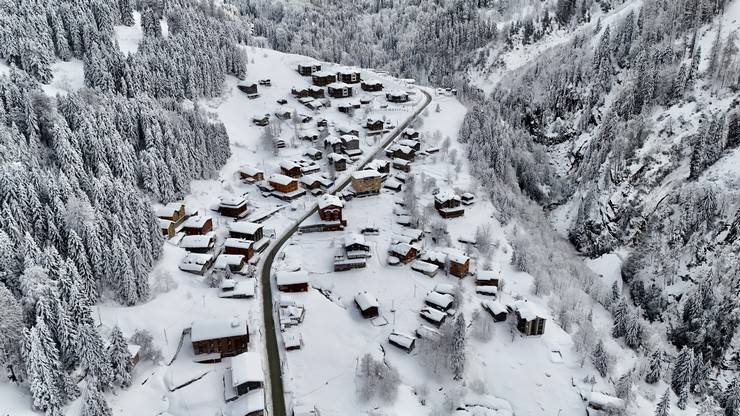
top-left (1, 0), bottom-right (739, 415)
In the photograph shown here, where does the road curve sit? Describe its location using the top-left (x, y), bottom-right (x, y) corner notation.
top-left (258, 88), bottom-right (432, 416)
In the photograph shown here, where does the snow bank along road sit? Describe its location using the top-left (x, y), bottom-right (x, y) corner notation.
top-left (258, 88), bottom-right (432, 416)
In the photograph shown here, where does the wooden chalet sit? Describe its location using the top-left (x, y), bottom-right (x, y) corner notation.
top-left (388, 331), bottom-right (416, 353)
top-left (179, 252), bottom-right (216, 275)
top-left (476, 270), bottom-right (501, 287)
top-left (425, 291), bottom-right (454, 312)
top-left (386, 90), bottom-right (409, 103)
top-left (337, 69), bottom-right (361, 84)
top-left (298, 130), bottom-right (319, 142)
top-left (219, 196), bottom-right (249, 218)
top-left (311, 70), bottom-right (337, 86)
top-left (339, 134), bottom-right (361, 157)
top-left (388, 243), bottom-right (418, 263)
top-left (215, 254), bottom-right (247, 273)
top-left (366, 118), bottom-right (384, 133)
top-left (392, 145), bottom-right (415, 161)
top-left (274, 107), bottom-right (293, 120)
top-left (279, 160), bottom-right (303, 178)
top-left (355, 292), bottom-right (379, 319)
top-left (328, 153), bottom-right (348, 172)
top-left (392, 158), bottom-right (411, 173)
top-left (361, 79), bottom-right (383, 92)
top-left (434, 190), bottom-right (464, 219)
top-left (508, 300), bottom-right (547, 336)
top-left (182, 216), bottom-right (213, 235)
top-left (225, 351), bottom-right (264, 400)
top-left (224, 238), bottom-right (254, 259)
top-left (344, 233), bottom-right (370, 258)
top-left (252, 114), bottom-right (270, 126)
top-left (350, 169), bottom-right (383, 196)
top-left (297, 62), bottom-right (321, 76)
top-left (365, 159), bottom-right (390, 174)
top-left (269, 174), bottom-right (305, 200)
top-left (276, 271), bottom-right (309, 292)
top-left (318, 194), bottom-right (344, 223)
top-left (482, 300), bottom-right (508, 322)
top-left (229, 222), bottom-right (264, 242)
top-left (336, 125), bottom-right (360, 136)
top-left (158, 219), bottom-right (176, 239)
top-left (237, 81), bottom-right (259, 98)
top-left (446, 249), bottom-right (470, 278)
top-left (239, 166), bottom-right (264, 183)
top-left (411, 260), bottom-right (439, 277)
top-left (419, 307), bottom-right (447, 327)
top-left (291, 86), bottom-right (325, 99)
top-left (304, 147), bottom-right (322, 161)
top-left (224, 388), bottom-right (265, 416)
top-left (190, 318), bottom-right (249, 360)
top-left (397, 138), bottom-right (421, 151)
top-left (401, 128), bottom-right (420, 140)
top-left (327, 82), bottom-right (353, 98)
top-left (156, 202), bottom-right (186, 223)
top-left (323, 136), bottom-right (343, 153)
top-left (180, 233), bottom-right (216, 253)
top-left (461, 192), bottom-right (475, 205)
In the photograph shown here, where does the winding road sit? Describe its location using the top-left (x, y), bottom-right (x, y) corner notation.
top-left (258, 88), bottom-right (432, 416)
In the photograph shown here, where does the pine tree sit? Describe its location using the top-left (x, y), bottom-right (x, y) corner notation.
top-left (722, 376), bottom-right (740, 416)
top-left (611, 300), bottom-right (627, 338)
top-left (450, 313), bottom-right (467, 380)
top-left (615, 370), bottom-right (633, 400)
top-left (691, 352), bottom-right (709, 394)
top-left (80, 378), bottom-right (112, 416)
top-left (141, 8), bottom-right (161, 38)
top-left (655, 389), bottom-right (671, 416)
top-left (108, 326), bottom-right (133, 388)
top-left (591, 339), bottom-right (609, 377)
top-left (78, 321), bottom-right (112, 389)
top-left (671, 347), bottom-right (694, 394)
top-left (645, 349), bottom-right (663, 384)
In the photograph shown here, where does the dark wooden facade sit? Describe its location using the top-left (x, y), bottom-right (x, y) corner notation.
top-left (183, 218), bottom-right (213, 236)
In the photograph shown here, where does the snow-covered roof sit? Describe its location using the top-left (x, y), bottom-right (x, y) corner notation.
top-left (420, 250), bottom-right (446, 264)
top-left (300, 174), bottom-right (322, 186)
top-left (229, 222), bottom-right (262, 235)
top-left (239, 165), bottom-right (263, 176)
top-left (280, 159), bottom-right (301, 171)
top-left (224, 389), bottom-right (265, 416)
top-left (318, 194), bottom-right (343, 209)
top-left (366, 159), bottom-right (389, 170)
top-left (157, 218), bottom-right (174, 229)
top-left (155, 202), bottom-right (183, 217)
top-left (215, 254), bottom-right (245, 269)
top-left (445, 248), bottom-right (469, 264)
top-left (292, 404), bottom-right (318, 416)
top-left (355, 292), bottom-right (379, 311)
top-left (388, 331), bottom-right (415, 348)
top-left (233, 279), bottom-right (256, 297)
top-left (387, 89), bottom-right (408, 97)
top-left (225, 238), bottom-right (254, 249)
top-left (237, 80), bottom-right (257, 88)
top-left (312, 70), bottom-right (335, 77)
top-left (420, 307), bottom-right (446, 323)
top-left (340, 134), bottom-right (359, 143)
top-left (352, 169), bottom-right (382, 180)
top-left (390, 242), bottom-right (415, 256)
top-left (426, 292), bottom-right (454, 309)
top-left (508, 300), bottom-right (549, 321)
top-left (411, 260), bottom-right (439, 274)
top-left (229, 351), bottom-right (264, 387)
top-left (398, 139), bottom-right (419, 148)
top-left (434, 283), bottom-right (455, 295)
top-left (344, 233), bottom-right (367, 248)
top-left (391, 158), bottom-right (410, 166)
top-left (337, 68), bottom-right (360, 75)
top-left (327, 81), bottom-right (351, 89)
top-left (324, 135), bottom-right (342, 145)
top-left (180, 252), bottom-right (215, 267)
top-left (276, 270), bottom-right (309, 286)
top-left (435, 189), bottom-right (460, 203)
top-left (220, 195), bottom-right (247, 208)
top-left (362, 79), bottom-right (382, 85)
top-left (587, 392), bottom-right (625, 410)
top-left (269, 173), bottom-right (296, 186)
top-left (482, 300), bottom-right (508, 315)
top-left (182, 215), bottom-right (211, 228)
top-left (476, 286), bottom-right (498, 295)
top-left (191, 319), bottom-right (248, 342)
top-left (328, 152), bottom-right (348, 162)
top-left (477, 270), bottom-right (499, 282)
top-left (304, 147), bottom-right (322, 156)
top-left (402, 127), bottom-right (417, 135)
top-left (396, 145), bottom-right (413, 154)
top-left (399, 228), bottom-right (423, 240)
top-left (179, 234), bottom-right (215, 249)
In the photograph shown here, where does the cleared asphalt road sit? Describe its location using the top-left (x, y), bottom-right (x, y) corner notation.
top-left (258, 88), bottom-right (432, 416)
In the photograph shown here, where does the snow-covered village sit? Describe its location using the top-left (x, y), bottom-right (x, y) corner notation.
top-left (2, 0), bottom-right (740, 416)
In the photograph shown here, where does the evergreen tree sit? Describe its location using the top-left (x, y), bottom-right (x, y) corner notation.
top-left (645, 349), bottom-right (663, 384)
top-left (655, 389), bottom-right (671, 416)
top-left (80, 378), bottom-right (112, 416)
top-left (591, 339), bottom-right (609, 377)
top-left (722, 376), bottom-right (740, 416)
top-left (78, 321), bottom-right (112, 389)
top-left (141, 8), bottom-right (161, 38)
top-left (450, 313), bottom-right (466, 380)
top-left (671, 347), bottom-right (694, 394)
top-left (108, 326), bottom-right (133, 388)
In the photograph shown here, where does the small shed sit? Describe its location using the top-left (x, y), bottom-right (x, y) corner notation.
top-left (410, 260), bottom-right (439, 277)
top-left (482, 300), bottom-right (508, 322)
top-left (354, 292), bottom-right (379, 319)
top-left (388, 331), bottom-right (416, 353)
top-left (425, 291), bottom-right (454, 311)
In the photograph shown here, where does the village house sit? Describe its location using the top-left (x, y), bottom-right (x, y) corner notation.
top-left (388, 242), bottom-right (418, 263)
top-left (401, 128), bottom-right (420, 140)
top-left (340, 134), bottom-right (361, 157)
top-left (299, 174), bottom-right (323, 191)
top-left (398, 138), bottom-right (421, 151)
top-left (415, 325), bottom-right (441, 341)
top-left (482, 300), bottom-right (508, 322)
top-left (303, 147), bottom-right (322, 161)
top-left (297, 62), bottom-right (321, 76)
top-left (237, 81), bottom-right (259, 98)
top-left (388, 331), bottom-right (416, 353)
top-left (392, 145), bottom-right (415, 161)
top-left (224, 389), bottom-right (265, 416)
top-left (298, 129), bottom-right (320, 142)
top-left (224, 351), bottom-right (264, 402)
top-left (351, 169), bottom-right (383, 196)
top-left (182, 215), bottom-right (213, 235)
top-left (218, 279), bottom-right (256, 299)
top-left (311, 70), bottom-right (337, 86)
top-left (386, 90), bottom-right (409, 103)
top-left (229, 222), bottom-right (263, 242)
top-left (333, 251), bottom-right (366, 271)
top-left (179, 233), bottom-right (216, 253)
top-left (336, 69), bottom-right (361, 84)
top-left (446, 249), bottom-right (470, 278)
top-left (410, 260), bottom-right (439, 277)
top-left (179, 252), bottom-right (217, 275)
top-left (190, 318), bottom-right (249, 361)
top-left (158, 219), bottom-right (176, 239)
top-left (219, 196), bottom-right (248, 218)
top-left (318, 194), bottom-right (344, 223)
top-left (365, 159), bottom-right (390, 174)
top-left (273, 106), bottom-right (292, 120)
top-left (419, 307), bottom-right (447, 327)
top-left (276, 271), bottom-right (310, 292)
top-left (361, 79), bottom-right (383, 92)
top-left (156, 202), bottom-right (186, 223)
top-left (420, 250), bottom-right (446, 268)
top-left (382, 177), bottom-right (400, 192)
top-left (283, 332), bottom-right (302, 351)
top-left (337, 102), bottom-right (355, 114)
top-left (336, 125), bottom-right (360, 137)
top-left (291, 86), bottom-right (325, 99)
top-left (344, 233), bottom-right (370, 258)
top-left (224, 238), bottom-right (254, 260)
top-left (366, 118), bottom-right (384, 134)
top-left (359, 95), bottom-right (373, 105)
top-left (327, 153), bottom-right (348, 172)
top-left (280, 160), bottom-right (302, 178)
top-left (392, 158), bottom-right (411, 173)
top-left (324, 136), bottom-right (343, 153)
top-left (215, 254), bottom-right (247, 274)
top-left (269, 174), bottom-right (306, 200)
top-left (461, 192), bottom-right (476, 205)
top-left (354, 292), bottom-right (379, 319)
top-left (434, 190), bottom-right (465, 219)
top-left (239, 166), bottom-right (264, 183)
top-left (425, 291), bottom-right (454, 312)
top-left (252, 114), bottom-right (269, 126)
top-left (316, 117), bottom-right (328, 128)
top-left (476, 270), bottom-right (501, 288)
top-left (508, 300), bottom-right (548, 336)
top-left (327, 82), bottom-right (353, 98)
